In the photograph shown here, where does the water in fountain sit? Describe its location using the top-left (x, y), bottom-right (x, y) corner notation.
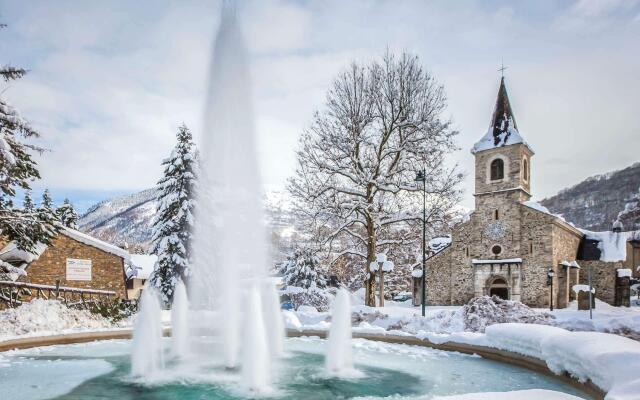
top-left (131, 286), bottom-right (164, 377)
top-left (325, 288), bottom-right (354, 376)
top-left (170, 280), bottom-right (189, 360)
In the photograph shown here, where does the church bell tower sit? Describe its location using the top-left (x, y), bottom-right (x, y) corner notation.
top-left (471, 77), bottom-right (534, 211)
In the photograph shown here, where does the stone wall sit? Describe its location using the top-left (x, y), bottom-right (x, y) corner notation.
top-left (473, 144), bottom-right (532, 200)
top-left (578, 260), bottom-right (622, 306)
top-left (18, 234), bottom-right (127, 299)
top-left (551, 222), bottom-right (583, 308)
top-left (518, 205), bottom-right (554, 307)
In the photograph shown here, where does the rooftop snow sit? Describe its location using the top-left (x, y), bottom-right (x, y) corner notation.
top-left (128, 254), bottom-right (157, 280)
top-left (580, 229), bottom-right (638, 262)
top-left (472, 258), bottom-right (522, 264)
top-left (428, 235), bottom-right (452, 253)
top-left (61, 228), bottom-right (130, 260)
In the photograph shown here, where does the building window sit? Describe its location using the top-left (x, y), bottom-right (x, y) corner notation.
top-left (490, 158), bottom-right (504, 181)
top-left (523, 158), bottom-right (528, 181)
top-left (491, 245), bottom-right (502, 255)
top-left (494, 210), bottom-right (499, 220)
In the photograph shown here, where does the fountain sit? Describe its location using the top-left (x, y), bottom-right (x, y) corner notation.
top-left (325, 288), bottom-right (354, 375)
top-left (131, 0), bottom-right (280, 392)
top-left (131, 286), bottom-right (164, 377)
top-left (170, 280), bottom-right (189, 360)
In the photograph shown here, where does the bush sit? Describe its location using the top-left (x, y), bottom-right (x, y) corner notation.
top-left (81, 298), bottom-right (138, 323)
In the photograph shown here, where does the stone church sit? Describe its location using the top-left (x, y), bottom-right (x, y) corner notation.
top-left (422, 77), bottom-right (638, 309)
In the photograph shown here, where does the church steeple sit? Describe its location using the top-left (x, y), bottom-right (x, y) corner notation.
top-left (472, 77), bottom-right (531, 154)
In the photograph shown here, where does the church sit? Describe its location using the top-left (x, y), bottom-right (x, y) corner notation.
top-left (422, 77), bottom-right (638, 309)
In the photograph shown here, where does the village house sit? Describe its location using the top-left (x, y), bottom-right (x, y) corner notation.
top-left (416, 77), bottom-right (637, 309)
top-left (0, 228), bottom-right (132, 304)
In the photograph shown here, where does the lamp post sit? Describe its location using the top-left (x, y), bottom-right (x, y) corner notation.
top-left (588, 263), bottom-right (593, 320)
top-left (547, 268), bottom-right (555, 311)
top-left (415, 168), bottom-right (427, 317)
top-left (369, 254), bottom-right (394, 307)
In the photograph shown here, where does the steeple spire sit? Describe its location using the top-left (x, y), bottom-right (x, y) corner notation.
top-left (471, 77), bottom-right (531, 154)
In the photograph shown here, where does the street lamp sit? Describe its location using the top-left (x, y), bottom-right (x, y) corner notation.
top-left (547, 268), bottom-right (555, 311)
top-left (369, 254), bottom-right (394, 307)
top-left (415, 168), bottom-right (427, 317)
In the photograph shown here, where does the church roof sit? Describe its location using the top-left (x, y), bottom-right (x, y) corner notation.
top-left (471, 77), bottom-right (533, 154)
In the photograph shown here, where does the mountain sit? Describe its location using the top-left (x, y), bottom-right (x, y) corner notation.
top-left (540, 162), bottom-right (640, 231)
top-left (78, 187), bottom-right (298, 258)
top-left (78, 188), bottom-right (160, 252)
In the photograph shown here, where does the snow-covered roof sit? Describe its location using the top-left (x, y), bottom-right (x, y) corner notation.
top-left (0, 242), bottom-right (48, 281)
top-left (472, 258), bottom-right (523, 265)
top-left (471, 77), bottom-right (534, 155)
top-left (617, 268), bottom-right (632, 278)
top-left (61, 228), bottom-right (130, 260)
top-left (580, 229), bottom-right (638, 262)
top-left (411, 269), bottom-right (423, 278)
top-left (428, 235), bottom-right (452, 253)
top-left (127, 254), bottom-right (157, 280)
top-left (572, 284), bottom-right (595, 294)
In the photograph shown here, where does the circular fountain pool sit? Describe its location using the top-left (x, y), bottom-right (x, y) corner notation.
top-left (0, 336), bottom-right (593, 400)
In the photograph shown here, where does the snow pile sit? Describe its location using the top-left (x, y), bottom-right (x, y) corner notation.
top-left (552, 300), bottom-right (640, 341)
top-left (581, 230), bottom-right (628, 262)
top-left (617, 268), bottom-right (632, 278)
top-left (463, 296), bottom-right (554, 333)
top-left (0, 299), bottom-right (114, 339)
top-left (572, 284), bottom-right (594, 294)
top-left (483, 324), bottom-right (640, 400)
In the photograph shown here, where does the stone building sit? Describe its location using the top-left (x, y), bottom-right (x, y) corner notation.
top-left (0, 228), bottom-right (131, 300)
top-left (420, 77), bottom-right (636, 309)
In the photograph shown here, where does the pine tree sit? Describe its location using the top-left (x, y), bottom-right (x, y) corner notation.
top-left (23, 190), bottom-right (34, 212)
top-left (0, 24), bottom-right (58, 252)
top-left (281, 248), bottom-right (327, 290)
top-left (56, 198), bottom-right (78, 229)
top-left (149, 124), bottom-right (197, 305)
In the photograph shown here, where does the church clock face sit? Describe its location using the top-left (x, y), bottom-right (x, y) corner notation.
top-left (485, 221), bottom-right (507, 240)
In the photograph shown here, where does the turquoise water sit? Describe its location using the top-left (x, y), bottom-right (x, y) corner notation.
top-left (0, 337), bottom-right (593, 400)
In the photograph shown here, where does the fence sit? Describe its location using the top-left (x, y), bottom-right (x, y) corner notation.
top-left (0, 280), bottom-right (116, 307)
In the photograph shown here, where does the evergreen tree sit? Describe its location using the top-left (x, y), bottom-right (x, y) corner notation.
top-left (149, 124), bottom-right (197, 304)
top-left (281, 248), bottom-right (327, 290)
top-left (23, 190), bottom-right (34, 212)
top-left (56, 198), bottom-right (78, 229)
top-left (0, 24), bottom-right (58, 252)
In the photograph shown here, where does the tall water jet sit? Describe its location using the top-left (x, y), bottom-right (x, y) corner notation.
top-left (262, 280), bottom-right (285, 358)
top-left (131, 287), bottom-right (164, 377)
top-left (190, 0), bottom-right (271, 380)
top-left (325, 288), bottom-right (353, 375)
top-left (241, 285), bottom-right (270, 392)
top-left (171, 280), bottom-right (189, 360)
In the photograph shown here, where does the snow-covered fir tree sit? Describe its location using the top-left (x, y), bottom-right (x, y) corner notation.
top-left (0, 24), bottom-right (58, 253)
top-left (56, 198), bottom-right (78, 229)
top-left (281, 248), bottom-right (327, 290)
top-left (149, 124), bottom-right (197, 304)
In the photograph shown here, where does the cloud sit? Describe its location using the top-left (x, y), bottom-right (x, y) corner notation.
top-left (1, 0), bottom-right (639, 211)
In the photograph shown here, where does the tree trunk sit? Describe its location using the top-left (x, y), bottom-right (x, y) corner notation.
top-left (364, 218), bottom-right (376, 307)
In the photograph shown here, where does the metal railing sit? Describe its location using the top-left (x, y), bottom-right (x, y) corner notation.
top-left (0, 280), bottom-right (116, 307)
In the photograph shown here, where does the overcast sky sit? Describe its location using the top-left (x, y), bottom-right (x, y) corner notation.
top-left (1, 0), bottom-right (639, 212)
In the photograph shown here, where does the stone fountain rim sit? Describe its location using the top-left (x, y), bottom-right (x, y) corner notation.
top-left (0, 328), bottom-right (604, 400)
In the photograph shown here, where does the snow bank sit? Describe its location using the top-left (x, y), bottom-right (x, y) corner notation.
top-left (433, 389), bottom-right (584, 400)
top-left (481, 324), bottom-right (640, 400)
top-left (0, 299), bottom-right (114, 339)
top-left (463, 296), bottom-right (554, 332)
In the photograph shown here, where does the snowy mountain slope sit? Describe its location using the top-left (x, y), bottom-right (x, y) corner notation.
top-left (78, 188), bottom-right (297, 255)
top-left (540, 162), bottom-right (640, 231)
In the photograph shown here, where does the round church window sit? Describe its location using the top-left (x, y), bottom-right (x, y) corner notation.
top-left (491, 245), bottom-right (502, 255)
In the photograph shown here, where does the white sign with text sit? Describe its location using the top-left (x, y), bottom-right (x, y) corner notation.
top-left (66, 258), bottom-right (92, 281)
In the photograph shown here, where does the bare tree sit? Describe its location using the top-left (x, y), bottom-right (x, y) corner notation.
top-left (288, 52), bottom-right (462, 306)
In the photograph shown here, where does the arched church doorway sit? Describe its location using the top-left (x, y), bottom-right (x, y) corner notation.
top-left (489, 277), bottom-right (509, 299)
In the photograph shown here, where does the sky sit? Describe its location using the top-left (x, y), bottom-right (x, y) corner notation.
top-left (1, 0), bottom-right (639, 213)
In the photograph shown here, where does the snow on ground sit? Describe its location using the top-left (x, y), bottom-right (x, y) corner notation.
top-left (0, 299), bottom-right (118, 340)
top-left (431, 389), bottom-right (585, 400)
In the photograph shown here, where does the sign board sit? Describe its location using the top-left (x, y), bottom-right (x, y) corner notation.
top-left (66, 258), bottom-right (92, 281)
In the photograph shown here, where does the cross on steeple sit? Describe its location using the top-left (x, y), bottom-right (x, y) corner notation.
top-left (498, 61), bottom-right (508, 78)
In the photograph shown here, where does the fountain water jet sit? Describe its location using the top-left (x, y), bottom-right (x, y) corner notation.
top-left (325, 288), bottom-right (354, 375)
top-left (241, 285), bottom-right (270, 392)
top-left (131, 286), bottom-right (164, 377)
top-left (262, 281), bottom-right (285, 358)
top-left (170, 280), bottom-right (189, 360)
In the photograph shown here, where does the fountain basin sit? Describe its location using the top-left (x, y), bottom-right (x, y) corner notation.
top-left (0, 333), bottom-right (598, 400)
